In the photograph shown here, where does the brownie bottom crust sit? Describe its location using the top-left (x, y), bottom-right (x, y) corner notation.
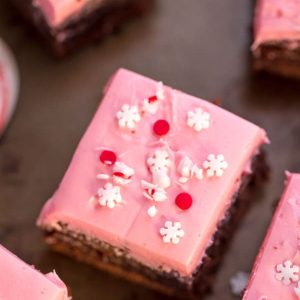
top-left (10, 0), bottom-right (153, 56)
top-left (253, 41), bottom-right (300, 79)
top-left (40, 151), bottom-right (269, 299)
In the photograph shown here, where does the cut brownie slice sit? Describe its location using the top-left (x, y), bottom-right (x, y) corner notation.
top-left (253, 0), bottom-right (300, 79)
top-left (37, 69), bottom-right (269, 298)
top-left (10, 0), bottom-right (153, 56)
top-left (0, 244), bottom-right (70, 299)
top-left (243, 173), bottom-right (300, 300)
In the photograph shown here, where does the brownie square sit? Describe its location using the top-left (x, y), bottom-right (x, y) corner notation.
top-left (10, 0), bottom-right (153, 56)
top-left (253, 0), bottom-right (300, 78)
top-left (38, 69), bottom-right (269, 298)
top-left (244, 173), bottom-right (300, 300)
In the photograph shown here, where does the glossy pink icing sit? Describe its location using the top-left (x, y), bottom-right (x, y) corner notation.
top-left (0, 244), bottom-right (69, 300)
top-left (243, 173), bottom-right (300, 300)
top-left (37, 68), bottom-right (267, 277)
top-left (33, 0), bottom-right (104, 28)
top-left (253, 0), bottom-right (300, 48)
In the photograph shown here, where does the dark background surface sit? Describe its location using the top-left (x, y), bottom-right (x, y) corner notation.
top-left (1, 1), bottom-right (300, 299)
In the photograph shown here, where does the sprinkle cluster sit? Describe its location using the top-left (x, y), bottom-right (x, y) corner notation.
top-left (141, 150), bottom-right (228, 245)
top-left (275, 259), bottom-right (300, 298)
top-left (143, 148), bottom-right (172, 219)
top-left (116, 82), bottom-right (166, 132)
top-left (91, 81), bottom-right (229, 246)
top-left (177, 154), bottom-right (228, 183)
top-left (92, 149), bottom-right (135, 208)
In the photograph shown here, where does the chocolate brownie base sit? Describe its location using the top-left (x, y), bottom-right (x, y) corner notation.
top-left (253, 41), bottom-right (300, 79)
top-left (10, 0), bottom-right (153, 56)
top-left (40, 151), bottom-right (269, 299)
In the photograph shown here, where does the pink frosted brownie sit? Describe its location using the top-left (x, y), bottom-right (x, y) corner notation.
top-left (253, 0), bottom-right (300, 78)
top-left (37, 69), bottom-right (269, 297)
top-left (0, 244), bottom-right (70, 300)
top-left (10, 0), bottom-right (153, 56)
top-left (243, 173), bottom-right (300, 300)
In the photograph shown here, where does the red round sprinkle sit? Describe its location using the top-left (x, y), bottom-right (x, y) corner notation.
top-left (175, 193), bottom-right (193, 210)
top-left (148, 95), bottom-right (158, 103)
top-left (153, 119), bottom-right (170, 136)
top-left (99, 150), bottom-right (117, 166)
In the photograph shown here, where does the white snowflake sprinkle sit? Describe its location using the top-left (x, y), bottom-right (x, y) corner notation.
top-left (147, 149), bottom-right (171, 173)
top-left (97, 183), bottom-right (122, 209)
top-left (147, 205), bottom-right (158, 218)
top-left (187, 107), bottom-right (210, 132)
top-left (160, 221), bottom-right (185, 244)
top-left (178, 156), bottom-right (203, 183)
top-left (275, 260), bottom-right (300, 285)
top-left (116, 104), bottom-right (141, 130)
top-left (229, 271), bottom-right (249, 296)
top-left (203, 154), bottom-right (228, 177)
top-left (295, 282), bottom-right (300, 298)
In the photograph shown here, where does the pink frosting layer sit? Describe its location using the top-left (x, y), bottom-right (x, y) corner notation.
top-left (243, 173), bottom-right (300, 300)
top-left (37, 68), bottom-right (267, 276)
top-left (253, 0), bottom-right (300, 48)
top-left (0, 245), bottom-right (69, 300)
top-left (33, 0), bottom-right (103, 28)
